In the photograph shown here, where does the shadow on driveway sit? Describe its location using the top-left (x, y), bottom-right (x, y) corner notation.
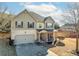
top-left (15, 43), bottom-right (53, 56)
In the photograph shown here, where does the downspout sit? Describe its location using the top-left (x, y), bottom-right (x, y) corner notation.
top-left (52, 23), bottom-right (56, 45)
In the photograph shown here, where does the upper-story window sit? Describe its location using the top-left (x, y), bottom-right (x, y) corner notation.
top-left (15, 21), bottom-right (23, 28)
top-left (37, 23), bottom-right (44, 29)
top-left (38, 23), bottom-right (43, 28)
top-left (46, 23), bottom-right (53, 28)
top-left (28, 22), bottom-right (34, 28)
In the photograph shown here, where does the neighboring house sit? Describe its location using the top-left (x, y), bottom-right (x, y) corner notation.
top-left (11, 9), bottom-right (55, 45)
top-left (60, 24), bottom-right (76, 32)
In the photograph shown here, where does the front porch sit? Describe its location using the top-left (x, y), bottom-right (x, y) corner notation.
top-left (37, 30), bottom-right (54, 44)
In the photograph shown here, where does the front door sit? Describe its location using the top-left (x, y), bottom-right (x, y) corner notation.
top-left (48, 33), bottom-right (53, 42)
top-left (40, 33), bottom-right (47, 42)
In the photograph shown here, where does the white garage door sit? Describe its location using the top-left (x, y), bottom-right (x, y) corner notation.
top-left (14, 34), bottom-right (35, 45)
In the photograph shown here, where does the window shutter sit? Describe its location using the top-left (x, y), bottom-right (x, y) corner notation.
top-left (28, 22), bottom-right (29, 28)
top-left (33, 22), bottom-right (34, 28)
top-left (52, 23), bottom-right (53, 28)
top-left (15, 21), bottom-right (17, 27)
top-left (21, 21), bottom-right (23, 28)
top-left (46, 23), bottom-right (47, 28)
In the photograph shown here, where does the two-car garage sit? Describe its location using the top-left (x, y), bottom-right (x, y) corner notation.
top-left (12, 30), bottom-right (37, 45)
top-left (14, 34), bottom-right (35, 45)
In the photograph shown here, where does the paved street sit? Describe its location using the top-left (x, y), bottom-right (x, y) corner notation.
top-left (15, 43), bottom-right (49, 56)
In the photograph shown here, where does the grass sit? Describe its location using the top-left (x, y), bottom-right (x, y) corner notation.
top-left (49, 38), bottom-right (77, 56)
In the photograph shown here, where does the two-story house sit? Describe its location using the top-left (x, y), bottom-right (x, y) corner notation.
top-left (11, 9), bottom-right (55, 45)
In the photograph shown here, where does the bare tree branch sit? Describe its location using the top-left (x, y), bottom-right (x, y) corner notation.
top-left (62, 2), bottom-right (79, 53)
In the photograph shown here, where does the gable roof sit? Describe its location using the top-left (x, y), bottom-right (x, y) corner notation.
top-left (14, 9), bottom-right (55, 23)
top-left (14, 9), bottom-right (44, 22)
top-left (29, 11), bottom-right (44, 22)
top-left (44, 16), bottom-right (55, 22)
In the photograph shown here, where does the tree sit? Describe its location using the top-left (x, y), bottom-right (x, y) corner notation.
top-left (62, 3), bottom-right (79, 54)
top-left (54, 23), bottom-right (60, 29)
top-left (0, 4), bottom-right (13, 32)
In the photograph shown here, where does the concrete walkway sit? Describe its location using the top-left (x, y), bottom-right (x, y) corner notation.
top-left (47, 50), bottom-right (57, 56)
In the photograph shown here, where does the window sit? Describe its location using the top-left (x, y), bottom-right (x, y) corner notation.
top-left (28, 22), bottom-right (34, 28)
top-left (39, 23), bottom-right (43, 28)
top-left (15, 21), bottom-right (23, 28)
top-left (46, 23), bottom-right (53, 28)
top-left (37, 23), bottom-right (44, 29)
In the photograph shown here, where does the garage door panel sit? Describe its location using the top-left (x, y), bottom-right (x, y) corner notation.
top-left (15, 34), bottom-right (35, 45)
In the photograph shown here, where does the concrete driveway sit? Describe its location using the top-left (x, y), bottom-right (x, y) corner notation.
top-left (15, 43), bottom-right (48, 56)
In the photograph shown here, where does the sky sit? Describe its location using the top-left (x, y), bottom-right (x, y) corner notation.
top-left (0, 2), bottom-right (70, 26)
top-left (0, 2), bottom-right (68, 14)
